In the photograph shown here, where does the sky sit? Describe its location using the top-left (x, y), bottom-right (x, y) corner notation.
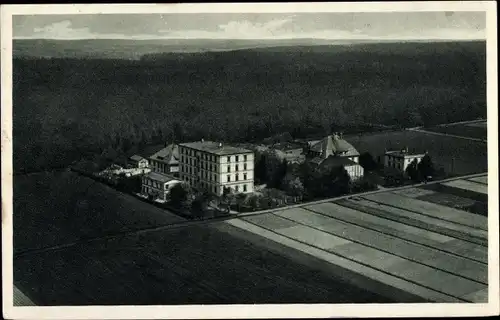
top-left (13, 12), bottom-right (486, 41)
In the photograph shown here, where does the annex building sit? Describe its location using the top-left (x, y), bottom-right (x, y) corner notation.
top-left (148, 144), bottom-right (180, 177)
top-left (307, 132), bottom-right (360, 163)
top-left (141, 171), bottom-right (182, 202)
top-left (384, 148), bottom-right (426, 174)
top-left (307, 133), bottom-right (364, 181)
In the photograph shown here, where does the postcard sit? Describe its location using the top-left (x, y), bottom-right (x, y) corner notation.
top-left (2, 2), bottom-right (498, 319)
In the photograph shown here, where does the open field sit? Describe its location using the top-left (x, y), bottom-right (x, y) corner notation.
top-left (424, 121), bottom-right (487, 140)
top-left (13, 171), bottom-right (185, 254)
top-left (416, 192), bottom-right (487, 217)
top-left (224, 174), bottom-right (488, 302)
top-left (442, 179), bottom-right (488, 195)
top-left (14, 222), bottom-right (390, 305)
top-left (13, 172), bottom-right (488, 304)
top-left (420, 177), bottom-right (488, 204)
top-left (468, 175), bottom-right (488, 184)
top-left (345, 130), bottom-right (487, 175)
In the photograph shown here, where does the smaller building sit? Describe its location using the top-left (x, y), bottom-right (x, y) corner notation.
top-left (149, 144), bottom-right (180, 177)
top-left (317, 156), bottom-right (364, 181)
top-left (384, 148), bottom-right (426, 174)
top-left (307, 133), bottom-right (360, 164)
top-left (129, 155), bottom-right (149, 168)
top-left (271, 142), bottom-right (306, 164)
top-left (141, 172), bottom-right (182, 202)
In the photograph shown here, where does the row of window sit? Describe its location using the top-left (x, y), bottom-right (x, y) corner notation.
top-left (179, 174), bottom-right (252, 194)
top-left (226, 163), bottom-right (248, 172)
top-left (181, 158), bottom-right (218, 171)
top-left (180, 172), bottom-right (250, 183)
top-left (226, 173), bottom-right (248, 182)
top-left (227, 154), bottom-right (248, 163)
top-left (180, 148), bottom-right (217, 161)
top-left (179, 163), bottom-right (250, 174)
top-left (141, 187), bottom-right (168, 200)
top-left (152, 161), bottom-right (170, 173)
top-left (142, 179), bottom-right (166, 190)
top-left (387, 159), bottom-right (403, 170)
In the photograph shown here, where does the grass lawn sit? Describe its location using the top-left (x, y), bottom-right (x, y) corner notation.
top-left (14, 222), bottom-right (390, 305)
top-left (346, 130), bottom-right (487, 176)
top-left (423, 122), bottom-right (487, 140)
top-left (13, 171), bottom-right (185, 253)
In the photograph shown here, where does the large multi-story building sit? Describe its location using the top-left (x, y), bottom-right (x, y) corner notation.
top-left (178, 141), bottom-right (254, 196)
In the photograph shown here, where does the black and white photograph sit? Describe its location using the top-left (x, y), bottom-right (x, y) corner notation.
top-left (2, 2), bottom-right (498, 319)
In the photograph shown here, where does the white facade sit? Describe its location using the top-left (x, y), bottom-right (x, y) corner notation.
top-left (150, 159), bottom-right (179, 176)
top-left (141, 173), bottom-right (182, 201)
top-left (149, 144), bottom-right (180, 177)
top-left (384, 151), bottom-right (425, 174)
top-left (135, 158), bottom-right (149, 168)
top-left (345, 164), bottom-right (364, 181)
top-left (178, 142), bottom-right (255, 196)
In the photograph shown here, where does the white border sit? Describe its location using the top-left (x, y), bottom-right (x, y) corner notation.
top-left (2, 2), bottom-right (499, 319)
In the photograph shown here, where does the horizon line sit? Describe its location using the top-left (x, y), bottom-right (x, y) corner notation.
top-left (13, 37), bottom-right (486, 41)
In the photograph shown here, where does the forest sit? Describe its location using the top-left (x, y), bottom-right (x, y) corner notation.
top-left (13, 41), bottom-right (486, 174)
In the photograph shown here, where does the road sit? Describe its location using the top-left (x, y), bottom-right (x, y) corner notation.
top-left (407, 128), bottom-right (487, 143)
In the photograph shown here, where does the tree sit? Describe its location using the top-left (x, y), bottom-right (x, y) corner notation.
top-left (247, 194), bottom-right (260, 210)
top-left (254, 153), bottom-right (268, 184)
top-left (235, 193), bottom-right (247, 212)
top-left (263, 151), bottom-right (282, 187)
top-left (169, 183), bottom-right (188, 208)
top-left (282, 174), bottom-right (305, 198)
top-left (190, 191), bottom-right (212, 219)
top-left (405, 158), bottom-right (420, 182)
top-left (352, 177), bottom-right (378, 193)
top-left (335, 166), bottom-right (352, 195)
top-left (273, 159), bottom-right (288, 189)
top-left (359, 152), bottom-right (378, 171)
top-left (418, 154), bottom-right (435, 181)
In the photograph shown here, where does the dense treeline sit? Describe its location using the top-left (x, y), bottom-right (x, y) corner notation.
top-left (13, 42), bottom-right (486, 173)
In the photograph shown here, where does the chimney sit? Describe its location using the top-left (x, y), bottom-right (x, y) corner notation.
top-left (201, 138), bottom-right (204, 142)
top-left (339, 132), bottom-right (343, 139)
top-left (219, 142), bottom-right (223, 148)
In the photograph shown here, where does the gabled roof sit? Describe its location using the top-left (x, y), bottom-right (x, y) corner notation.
top-left (130, 155), bottom-right (145, 162)
top-left (150, 144), bottom-right (179, 165)
top-left (179, 141), bottom-right (252, 156)
top-left (144, 172), bottom-right (179, 183)
top-left (310, 134), bottom-right (360, 157)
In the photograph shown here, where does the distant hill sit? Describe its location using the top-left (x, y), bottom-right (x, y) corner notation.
top-left (13, 38), bottom-right (485, 59)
